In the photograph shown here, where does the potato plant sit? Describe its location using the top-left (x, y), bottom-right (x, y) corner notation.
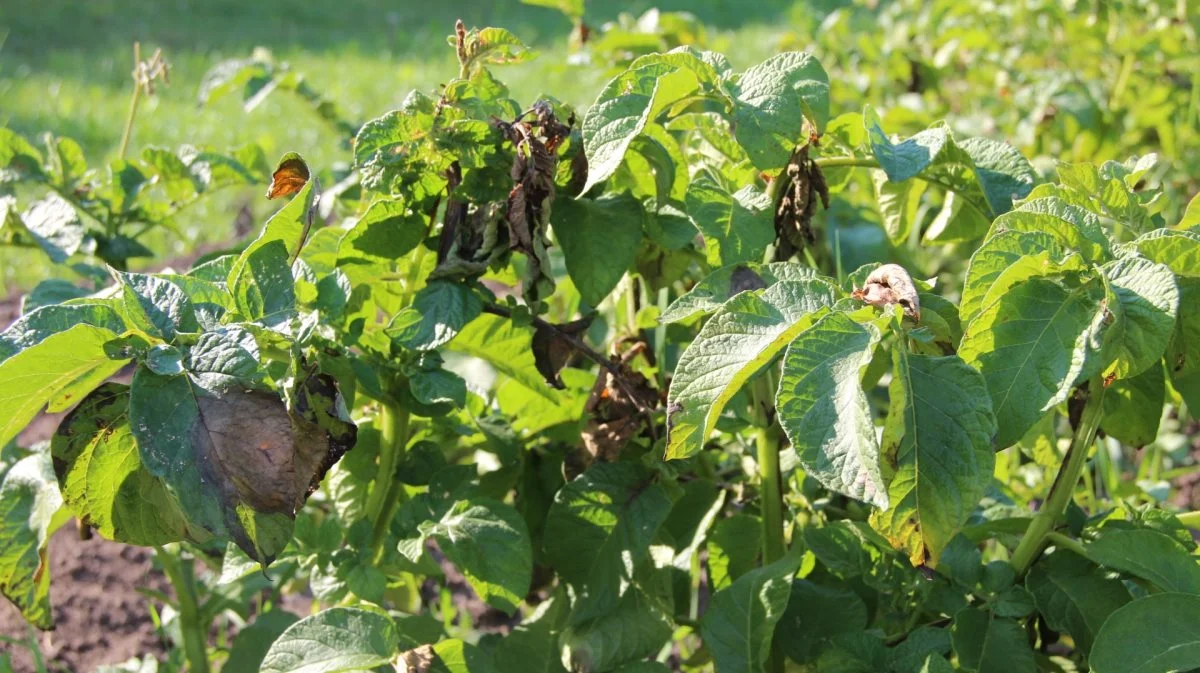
top-left (2, 18), bottom-right (1200, 673)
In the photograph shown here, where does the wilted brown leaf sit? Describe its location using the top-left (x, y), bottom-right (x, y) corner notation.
top-left (266, 152), bottom-right (310, 200)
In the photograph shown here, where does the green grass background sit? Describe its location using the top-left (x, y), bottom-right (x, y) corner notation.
top-left (0, 0), bottom-right (824, 292)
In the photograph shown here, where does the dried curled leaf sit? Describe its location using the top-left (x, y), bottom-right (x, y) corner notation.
top-left (852, 263), bottom-right (921, 321)
top-left (773, 144), bottom-right (829, 259)
top-left (532, 315), bottom-right (594, 389)
top-left (570, 342), bottom-right (659, 479)
top-left (266, 152), bottom-right (310, 200)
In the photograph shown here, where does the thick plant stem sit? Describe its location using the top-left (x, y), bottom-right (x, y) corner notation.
top-left (369, 403), bottom-right (411, 562)
top-left (749, 372), bottom-right (785, 673)
top-left (1010, 379), bottom-right (1107, 575)
top-left (156, 546), bottom-right (210, 673)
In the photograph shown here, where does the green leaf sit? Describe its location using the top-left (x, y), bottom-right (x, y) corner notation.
top-left (552, 193), bottom-right (644, 306)
top-left (666, 279), bottom-right (837, 460)
top-left (774, 580), bottom-right (868, 664)
top-left (230, 240), bottom-right (297, 328)
top-left (461, 27), bottom-right (537, 70)
top-left (1100, 362), bottom-right (1165, 447)
top-left (422, 498), bottom-right (532, 614)
top-left (950, 607), bottom-right (1034, 673)
top-left (560, 588), bottom-right (673, 673)
top-left (864, 109), bottom-right (1033, 219)
top-left (51, 383), bottom-right (189, 546)
top-left (183, 326), bottom-right (263, 392)
top-left (869, 350), bottom-right (996, 566)
top-left (1100, 257), bottom-right (1179, 379)
top-left (959, 278), bottom-right (1107, 448)
top-left (520, 0), bottom-right (583, 19)
top-left (701, 552), bottom-right (801, 673)
top-left (0, 127), bottom-right (45, 182)
top-left (0, 301), bottom-right (126, 363)
top-left (337, 198), bottom-right (427, 265)
top-left (1086, 528), bottom-right (1200, 594)
top-left (729, 52), bottom-right (830, 170)
top-left (707, 513), bottom-right (762, 590)
top-left (19, 194), bottom-right (85, 263)
top-left (872, 169), bottom-right (925, 244)
top-left (260, 607), bottom-right (399, 673)
top-left (660, 262), bottom-right (819, 324)
top-left (777, 312), bottom-right (886, 508)
top-left (959, 230), bottom-right (1086, 327)
top-left (1025, 550), bottom-right (1131, 655)
top-left (1090, 593), bottom-right (1200, 673)
top-left (388, 281), bottom-right (482, 351)
top-left (0, 323), bottom-right (127, 448)
top-left (118, 272), bottom-right (199, 339)
top-left (1179, 193), bottom-right (1200, 229)
top-left (887, 626), bottom-right (952, 673)
top-left (232, 163), bottom-right (318, 274)
top-left (449, 314), bottom-right (558, 401)
top-left (22, 279), bottom-right (91, 312)
top-left (686, 177), bottom-right (774, 268)
top-left (543, 462), bottom-right (673, 621)
top-left (0, 453), bottom-right (65, 630)
top-left (581, 50), bottom-right (723, 193)
top-left (226, 610), bottom-right (301, 673)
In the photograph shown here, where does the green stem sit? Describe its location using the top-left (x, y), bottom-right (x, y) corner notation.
top-left (1044, 531), bottom-right (1088, 558)
top-left (1176, 511), bottom-right (1200, 530)
top-left (368, 403), bottom-right (411, 562)
top-left (654, 286), bottom-right (669, 389)
top-left (1010, 379), bottom-right (1107, 575)
top-left (156, 547), bottom-right (211, 673)
top-left (813, 156), bottom-right (880, 170)
top-left (749, 372), bottom-right (785, 673)
top-left (118, 44), bottom-right (143, 160)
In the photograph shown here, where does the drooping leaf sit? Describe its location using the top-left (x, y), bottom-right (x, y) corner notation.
top-left (560, 588), bottom-right (673, 673)
top-left (1086, 528), bottom-right (1200, 594)
top-left (581, 50), bottom-right (723, 193)
top-left (18, 193), bottom-right (85, 263)
top-left (959, 278), bottom-right (1107, 448)
top-left (0, 453), bottom-right (66, 630)
top-left (552, 193), bottom-right (644, 306)
top-left (421, 498), bottom-right (532, 614)
top-left (869, 350), bottom-right (996, 566)
top-left (660, 262), bottom-right (819, 324)
top-left (701, 552), bottom-right (801, 673)
top-left (1025, 550), bottom-right (1131, 655)
top-left (777, 312), bottom-right (886, 508)
top-left (729, 52), bottom-right (830, 170)
top-left (337, 197), bottom-right (428, 265)
top-left (950, 607), bottom-right (1035, 673)
top-left (542, 462), bottom-right (673, 621)
top-left (387, 281), bottom-right (482, 351)
top-left (1090, 594), bottom-right (1200, 673)
top-left (260, 607), bottom-right (399, 673)
top-left (1099, 257), bottom-right (1179, 380)
top-left (267, 152), bottom-right (310, 200)
top-left (774, 580), bottom-right (869, 664)
top-left (0, 324), bottom-right (127, 448)
top-left (51, 383), bottom-right (190, 546)
top-left (666, 279), bottom-right (838, 460)
top-left (706, 513), bottom-right (762, 590)
top-left (685, 177), bottom-right (774, 268)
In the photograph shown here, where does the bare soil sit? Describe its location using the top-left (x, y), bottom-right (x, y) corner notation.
top-left (0, 522), bottom-right (171, 673)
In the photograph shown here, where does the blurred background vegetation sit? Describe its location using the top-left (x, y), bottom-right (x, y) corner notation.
top-left (0, 0), bottom-right (1196, 294)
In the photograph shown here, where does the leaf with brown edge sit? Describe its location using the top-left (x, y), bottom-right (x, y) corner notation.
top-left (266, 152), bottom-right (310, 200)
top-left (128, 366), bottom-right (358, 563)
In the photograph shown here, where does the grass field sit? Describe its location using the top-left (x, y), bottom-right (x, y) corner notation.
top-left (0, 0), bottom-right (818, 292)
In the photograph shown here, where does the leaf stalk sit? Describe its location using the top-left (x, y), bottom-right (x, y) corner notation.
top-left (1010, 378), bottom-right (1107, 575)
top-left (155, 546), bottom-right (211, 673)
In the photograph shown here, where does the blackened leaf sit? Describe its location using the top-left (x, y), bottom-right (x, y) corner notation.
top-left (531, 316), bottom-right (592, 389)
top-left (129, 368), bottom-right (356, 562)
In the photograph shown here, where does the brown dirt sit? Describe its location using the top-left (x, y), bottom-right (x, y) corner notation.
top-left (0, 522), bottom-right (171, 673)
